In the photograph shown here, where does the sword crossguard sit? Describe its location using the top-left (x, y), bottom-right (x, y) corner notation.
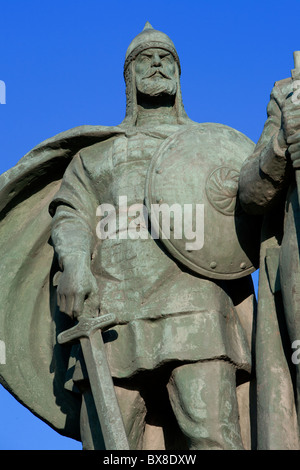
top-left (57, 313), bottom-right (116, 345)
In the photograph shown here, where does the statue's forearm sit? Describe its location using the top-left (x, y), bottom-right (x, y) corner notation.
top-left (239, 139), bottom-right (288, 215)
top-left (259, 130), bottom-right (287, 182)
top-left (239, 96), bottom-right (289, 215)
top-left (51, 205), bottom-right (95, 270)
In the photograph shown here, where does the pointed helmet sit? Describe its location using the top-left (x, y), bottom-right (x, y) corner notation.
top-left (122, 22), bottom-right (190, 126)
top-left (124, 22), bottom-right (181, 75)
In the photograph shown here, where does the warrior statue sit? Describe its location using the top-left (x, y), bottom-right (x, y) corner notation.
top-left (239, 52), bottom-right (300, 449)
top-left (0, 23), bottom-right (259, 450)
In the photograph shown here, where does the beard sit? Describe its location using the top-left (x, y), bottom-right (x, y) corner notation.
top-left (136, 72), bottom-right (177, 98)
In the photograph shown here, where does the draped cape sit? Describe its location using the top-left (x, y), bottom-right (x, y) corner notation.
top-left (0, 125), bottom-right (125, 440)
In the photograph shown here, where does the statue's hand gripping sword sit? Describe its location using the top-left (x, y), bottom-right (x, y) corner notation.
top-left (57, 312), bottom-right (130, 450)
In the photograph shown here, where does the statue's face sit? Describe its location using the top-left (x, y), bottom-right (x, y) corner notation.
top-left (135, 47), bottom-right (177, 98)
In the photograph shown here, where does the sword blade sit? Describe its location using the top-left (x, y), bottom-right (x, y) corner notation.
top-left (79, 330), bottom-right (129, 450)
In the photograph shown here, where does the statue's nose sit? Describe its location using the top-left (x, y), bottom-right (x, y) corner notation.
top-left (152, 53), bottom-right (162, 67)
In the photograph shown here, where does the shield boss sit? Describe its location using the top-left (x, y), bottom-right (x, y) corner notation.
top-left (145, 123), bottom-right (260, 280)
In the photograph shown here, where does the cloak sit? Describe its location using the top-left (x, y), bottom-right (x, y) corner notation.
top-left (254, 210), bottom-right (300, 449)
top-left (0, 125), bottom-right (124, 440)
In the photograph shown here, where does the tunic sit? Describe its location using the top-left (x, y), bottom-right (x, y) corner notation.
top-left (51, 124), bottom-right (251, 381)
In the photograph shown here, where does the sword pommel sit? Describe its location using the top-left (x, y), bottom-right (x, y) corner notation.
top-left (294, 51), bottom-right (300, 69)
top-left (292, 51), bottom-right (300, 79)
top-left (57, 313), bottom-right (116, 345)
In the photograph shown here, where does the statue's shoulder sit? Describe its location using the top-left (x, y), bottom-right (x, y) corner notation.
top-left (274, 77), bottom-right (291, 87)
top-left (271, 77), bottom-right (292, 102)
top-left (79, 129), bottom-right (125, 170)
top-left (80, 134), bottom-right (117, 156)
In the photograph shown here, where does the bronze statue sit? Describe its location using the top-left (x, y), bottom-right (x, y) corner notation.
top-left (239, 52), bottom-right (300, 449)
top-left (0, 23), bottom-right (259, 450)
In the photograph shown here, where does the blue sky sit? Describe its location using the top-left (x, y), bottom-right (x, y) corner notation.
top-left (0, 0), bottom-right (299, 450)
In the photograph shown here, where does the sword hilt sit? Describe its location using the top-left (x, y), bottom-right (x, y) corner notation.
top-left (57, 313), bottom-right (116, 345)
top-left (292, 51), bottom-right (300, 80)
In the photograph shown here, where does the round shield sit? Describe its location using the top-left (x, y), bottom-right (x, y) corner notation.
top-left (145, 123), bottom-right (260, 280)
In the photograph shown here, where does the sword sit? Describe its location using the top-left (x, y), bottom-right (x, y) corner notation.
top-left (57, 312), bottom-right (130, 450)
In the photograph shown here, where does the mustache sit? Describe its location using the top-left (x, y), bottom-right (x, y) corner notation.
top-left (143, 69), bottom-right (171, 80)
